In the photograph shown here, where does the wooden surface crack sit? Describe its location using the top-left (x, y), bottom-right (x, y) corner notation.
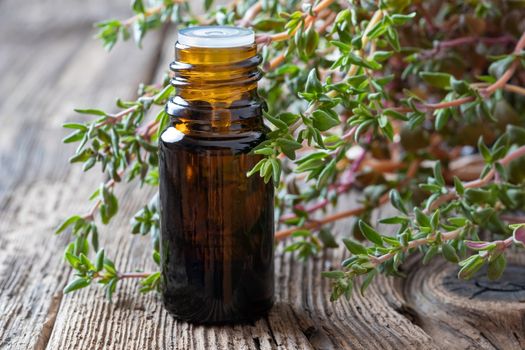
top-left (34, 292), bottom-right (63, 350)
top-left (263, 315), bottom-right (279, 347)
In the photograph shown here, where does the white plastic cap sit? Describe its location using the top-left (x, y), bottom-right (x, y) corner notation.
top-left (178, 26), bottom-right (255, 48)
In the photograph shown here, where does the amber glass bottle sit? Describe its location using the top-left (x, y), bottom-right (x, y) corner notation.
top-left (158, 26), bottom-right (274, 324)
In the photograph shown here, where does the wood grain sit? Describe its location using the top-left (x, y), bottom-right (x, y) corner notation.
top-left (1, 1), bottom-right (524, 349)
top-left (400, 253), bottom-right (525, 350)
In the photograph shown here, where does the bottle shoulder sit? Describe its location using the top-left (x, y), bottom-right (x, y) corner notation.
top-left (159, 126), bottom-right (267, 154)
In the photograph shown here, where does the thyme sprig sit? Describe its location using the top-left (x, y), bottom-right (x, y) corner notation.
top-left (57, 0), bottom-right (525, 301)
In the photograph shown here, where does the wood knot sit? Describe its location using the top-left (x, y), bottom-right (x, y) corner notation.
top-left (443, 264), bottom-right (525, 301)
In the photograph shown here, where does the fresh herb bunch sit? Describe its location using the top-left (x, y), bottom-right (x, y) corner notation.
top-left (57, 0), bottom-right (525, 301)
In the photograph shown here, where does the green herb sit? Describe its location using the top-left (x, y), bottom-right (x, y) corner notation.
top-left (57, 0), bottom-right (525, 301)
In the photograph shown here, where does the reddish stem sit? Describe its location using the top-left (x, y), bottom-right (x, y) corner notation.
top-left (275, 160), bottom-right (420, 241)
top-left (425, 145), bottom-right (525, 213)
top-left (238, 2), bottom-right (262, 27)
top-left (255, 0), bottom-right (335, 45)
top-left (119, 272), bottom-right (152, 279)
top-left (500, 215), bottom-right (525, 224)
top-left (419, 35), bottom-right (515, 59)
top-left (97, 106), bottom-right (139, 127)
top-left (372, 228), bottom-right (462, 266)
top-left (279, 128), bottom-right (358, 222)
top-left (390, 32), bottom-right (525, 114)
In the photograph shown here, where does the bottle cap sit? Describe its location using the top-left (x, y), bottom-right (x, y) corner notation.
top-left (177, 26), bottom-right (255, 48)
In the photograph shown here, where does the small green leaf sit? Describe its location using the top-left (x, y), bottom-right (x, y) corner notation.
top-left (64, 278), bottom-right (91, 294)
top-left (153, 84), bottom-right (175, 104)
top-left (104, 258), bottom-right (117, 276)
top-left (360, 269), bottom-right (377, 295)
top-left (133, 16), bottom-right (145, 47)
top-left (247, 159), bottom-right (265, 177)
top-left (105, 277), bottom-right (118, 300)
top-left (55, 215), bottom-right (83, 234)
top-left (453, 176), bottom-right (465, 195)
top-left (422, 245), bottom-right (439, 264)
top-left (74, 108), bottom-right (107, 116)
top-left (270, 158), bottom-right (281, 185)
top-left (319, 229), bottom-right (338, 248)
top-left (253, 18), bottom-right (286, 32)
top-left (63, 123), bottom-right (88, 131)
top-left (304, 27), bottom-right (319, 56)
top-left (264, 111), bottom-right (288, 130)
top-left (153, 250), bottom-right (161, 265)
top-left (414, 208), bottom-right (431, 228)
top-left (434, 108), bottom-right (450, 131)
top-left (458, 255), bottom-right (484, 280)
top-left (91, 225), bottom-right (99, 251)
top-left (441, 243), bottom-right (459, 263)
top-left (277, 138), bottom-right (302, 160)
top-left (331, 40), bottom-right (351, 52)
top-left (464, 188), bottom-right (492, 204)
top-left (312, 110), bottom-right (340, 131)
top-left (63, 131), bottom-right (85, 144)
top-left (204, 0), bottom-right (214, 11)
top-left (358, 221), bottom-right (383, 246)
top-left (390, 12), bottom-right (416, 25)
top-left (383, 109), bottom-right (408, 121)
top-left (477, 137), bottom-right (492, 163)
top-left (95, 249), bottom-right (105, 272)
top-left (487, 254), bottom-right (506, 280)
top-left (317, 158), bottom-right (336, 189)
top-left (430, 209), bottom-right (440, 230)
top-left (64, 252), bottom-right (80, 268)
top-left (379, 216), bottom-right (409, 225)
top-left (321, 270), bottom-right (345, 279)
top-left (254, 148), bottom-right (275, 156)
top-left (450, 78), bottom-right (470, 95)
top-left (305, 69), bottom-right (322, 94)
top-left (433, 162), bottom-right (445, 186)
top-left (132, 0), bottom-right (145, 13)
top-left (346, 52), bottom-right (380, 69)
top-left (342, 238), bottom-right (368, 255)
top-left (82, 157), bottom-right (96, 172)
top-left (277, 112), bottom-right (300, 125)
top-left (366, 20), bottom-right (388, 39)
top-left (488, 55), bottom-right (515, 79)
top-left (371, 51), bottom-right (393, 62)
top-left (386, 26), bottom-right (400, 51)
top-left (390, 190), bottom-right (407, 214)
top-left (262, 158), bottom-right (273, 183)
top-left (420, 72), bottom-right (452, 89)
top-left (140, 272), bottom-right (159, 285)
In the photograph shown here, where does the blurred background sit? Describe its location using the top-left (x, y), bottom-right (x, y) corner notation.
top-left (0, 0), bottom-right (168, 192)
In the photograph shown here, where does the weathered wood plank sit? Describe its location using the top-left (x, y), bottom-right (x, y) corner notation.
top-left (45, 189), bottom-right (436, 349)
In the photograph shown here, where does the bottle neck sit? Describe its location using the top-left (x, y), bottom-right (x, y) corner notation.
top-left (166, 43), bottom-right (264, 136)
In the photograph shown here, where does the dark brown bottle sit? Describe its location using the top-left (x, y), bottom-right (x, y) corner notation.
top-left (158, 26), bottom-right (274, 324)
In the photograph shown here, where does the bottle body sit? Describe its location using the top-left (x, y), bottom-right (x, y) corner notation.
top-left (158, 35), bottom-right (274, 324)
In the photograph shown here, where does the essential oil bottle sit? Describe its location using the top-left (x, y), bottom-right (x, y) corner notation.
top-left (158, 26), bottom-right (274, 324)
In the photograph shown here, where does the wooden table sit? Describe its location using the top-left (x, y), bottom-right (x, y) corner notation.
top-left (1, 1), bottom-right (524, 349)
